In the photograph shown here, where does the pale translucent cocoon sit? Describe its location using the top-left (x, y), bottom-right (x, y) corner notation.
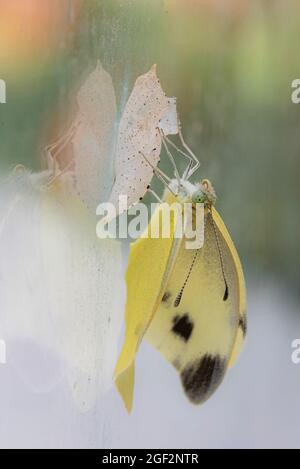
top-left (105, 65), bottom-right (178, 222)
top-left (73, 62), bottom-right (117, 212)
top-left (46, 62), bottom-right (117, 213)
top-left (0, 171), bottom-right (123, 411)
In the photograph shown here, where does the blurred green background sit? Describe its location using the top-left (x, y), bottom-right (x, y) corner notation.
top-left (0, 0), bottom-right (299, 295)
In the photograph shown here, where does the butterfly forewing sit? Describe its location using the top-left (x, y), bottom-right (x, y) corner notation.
top-left (145, 208), bottom-right (242, 404)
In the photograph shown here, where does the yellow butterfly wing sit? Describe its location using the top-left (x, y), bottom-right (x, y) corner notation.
top-left (145, 206), bottom-right (247, 404)
top-left (114, 202), bottom-right (182, 412)
top-left (211, 208), bottom-right (247, 367)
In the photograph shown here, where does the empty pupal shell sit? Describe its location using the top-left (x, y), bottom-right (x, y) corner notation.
top-left (102, 64), bottom-right (179, 225)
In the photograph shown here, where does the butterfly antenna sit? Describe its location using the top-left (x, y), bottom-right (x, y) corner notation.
top-left (209, 210), bottom-right (229, 301)
top-left (138, 151), bottom-right (177, 197)
top-left (174, 250), bottom-right (199, 307)
top-left (44, 118), bottom-right (80, 176)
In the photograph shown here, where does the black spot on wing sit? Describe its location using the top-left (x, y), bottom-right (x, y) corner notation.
top-left (180, 354), bottom-right (226, 404)
top-left (239, 315), bottom-right (247, 337)
top-left (161, 291), bottom-right (172, 304)
top-left (172, 314), bottom-right (194, 342)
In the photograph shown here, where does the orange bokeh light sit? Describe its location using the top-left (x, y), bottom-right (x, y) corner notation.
top-left (0, 0), bottom-right (82, 73)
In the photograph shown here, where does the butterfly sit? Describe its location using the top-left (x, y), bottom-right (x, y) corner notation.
top-left (114, 136), bottom-right (247, 413)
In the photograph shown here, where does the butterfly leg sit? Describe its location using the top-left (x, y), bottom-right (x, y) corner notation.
top-left (44, 117), bottom-right (80, 179)
top-left (159, 129), bottom-right (181, 185)
top-left (44, 127), bottom-right (75, 172)
top-left (162, 135), bottom-right (194, 180)
top-left (178, 127), bottom-right (200, 180)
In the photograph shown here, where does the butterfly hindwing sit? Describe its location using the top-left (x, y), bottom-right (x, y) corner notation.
top-left (114, 202), bottom-right (182, 412)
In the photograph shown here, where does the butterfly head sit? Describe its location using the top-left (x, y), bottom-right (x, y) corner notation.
top-left (192, 179), bottom-right (216, 207)
top-left (167, 178), bottom-right (217, 206)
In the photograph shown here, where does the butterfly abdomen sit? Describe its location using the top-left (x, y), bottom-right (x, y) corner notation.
top-left (180, 354), bottom-right (227, 405)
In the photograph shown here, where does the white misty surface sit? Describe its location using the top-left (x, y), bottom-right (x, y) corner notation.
top-left (0, 280), bottom-right (299, 448)
top-left (0, 171), bottom-right (124, 416)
